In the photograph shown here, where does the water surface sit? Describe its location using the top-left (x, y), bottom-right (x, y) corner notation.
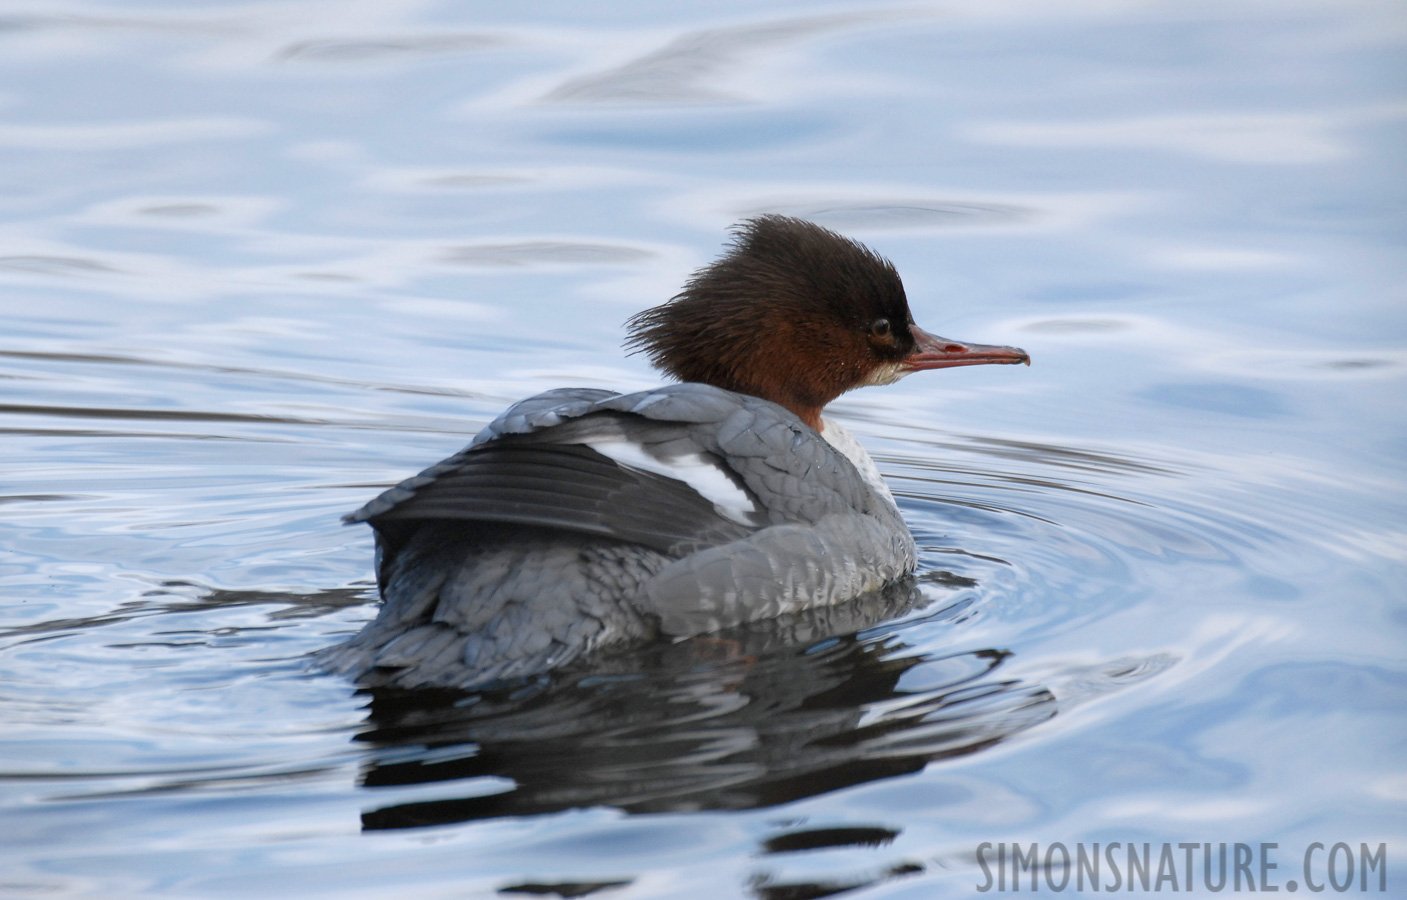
top-left (1, 1), bottom-right (1404, 898)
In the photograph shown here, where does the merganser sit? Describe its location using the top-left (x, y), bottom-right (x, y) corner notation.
top-left (325, 215), bottom-right (1028, 689)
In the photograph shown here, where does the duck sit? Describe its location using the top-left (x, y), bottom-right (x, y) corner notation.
top-left (324, 215), bottom-right (1028, 689)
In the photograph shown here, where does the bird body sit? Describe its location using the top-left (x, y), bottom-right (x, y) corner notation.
top-left (326, 216), bottom-right (1027, 689)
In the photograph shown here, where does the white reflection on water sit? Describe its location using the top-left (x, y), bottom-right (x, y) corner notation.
top-left (0, 117), bottom-right (271, 149)
top-left (965, 109), bottom-right (1407, 164)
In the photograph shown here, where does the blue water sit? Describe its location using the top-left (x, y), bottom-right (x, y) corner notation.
top-left (1, 2), bottom-right (1404, 898)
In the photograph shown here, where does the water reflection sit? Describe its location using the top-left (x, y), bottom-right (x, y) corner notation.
top-left (0, 0), bottom-right (1399, 892)
top-left (351, 578), bottom-right (1055, 830)
top-left (541, 13), bottom-right (888, 105)
top-left (441, 241), bottom-right (655, 267)
top-left (274, 34), bottom-right (505, 63)
top-left (749, 201), bottom-right (1034, 230)
top-left (498, 878), bottom-right (635, 898)
top-left (748, 860), bottom-right (924, 900)
top-left (0, 584), bottom-right (366, 640)
top-left (0, 254), bottom-right (121, 276)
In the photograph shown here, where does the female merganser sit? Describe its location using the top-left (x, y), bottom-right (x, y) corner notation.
top-left (325, 215), bottom-right (1028, 689)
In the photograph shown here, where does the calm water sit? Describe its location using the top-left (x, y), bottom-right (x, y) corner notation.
top-left (2, 2), bottom-right (1404, 898)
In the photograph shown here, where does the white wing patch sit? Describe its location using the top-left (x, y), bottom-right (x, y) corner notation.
top-left (579, 437), bottom-right (758, 526)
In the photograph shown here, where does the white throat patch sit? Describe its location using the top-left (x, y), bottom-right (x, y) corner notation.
top-left (818, 417), bottom-right (896, 505)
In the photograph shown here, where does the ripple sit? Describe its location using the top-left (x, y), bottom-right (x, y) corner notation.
top-left (871, 425), bottom-right (1336, 637)
top-left (0, 255), bottom-right (120, 277)
top-left (440, 241), bottom-right (654, 267)
top-left (753, 201), bottom-right (1034, 229)
top-left (1216, 348), bottom-right (1407, 380)
top-left (0, 347), bottom-right (499, 404)
top-left (0, 117), bottom-right (268, 150)
top-left (0, 493), bottom-right (82, 506)
top-left (142, 203), bottom-right (218, 217)
top-left (964, 111), bottom-right (1361, 165)
top-left (749, 860), bottom-right (924, 900)
top-left (498, 879), bottom-right (634, 898)
top-left (0, 401), bottom-right (320, 426)
top-left (542, 13), bottom-right (886, 104)
top-left (0, 586), bottom-right (366, 642)
top-left (1048, 653), bottom-right (1181, 708)
top-left (76, 195), bottom-right (282, 231)
top-left (274, 34), bottom-right (504, 63)
top-left (1138, 382), bottom-right (1289, 418)
top-left (351, 582), bottom-right (1061, 829)
top-left (760, 825), bottom-right (900, 854)
top-left (1021, 317), bottom-right (1133, 334)
top-left (418, 173), bottom-right (534, 189)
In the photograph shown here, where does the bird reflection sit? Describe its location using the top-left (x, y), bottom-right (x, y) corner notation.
top-left (350, 576), bottom-right (1054, 830)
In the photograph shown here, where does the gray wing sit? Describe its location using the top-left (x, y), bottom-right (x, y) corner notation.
top-left (345, 384), bottom-right (911, 611)
top-left (354, 438), bottom-right (757, 555)
top-left (348, 384), bottom-right (882, 532)
top-left (346, 388), bottom-right (777, 558)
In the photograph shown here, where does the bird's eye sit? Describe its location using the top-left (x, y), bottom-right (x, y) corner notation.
top-left (870, 318), bottom-right (892, 338)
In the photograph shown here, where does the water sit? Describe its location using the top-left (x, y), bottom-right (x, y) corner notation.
top-left (2, 2), bottom-right (1404, 897)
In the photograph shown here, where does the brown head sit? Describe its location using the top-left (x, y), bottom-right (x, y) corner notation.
top-left (625, 215), bottom-right (1028, 431)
